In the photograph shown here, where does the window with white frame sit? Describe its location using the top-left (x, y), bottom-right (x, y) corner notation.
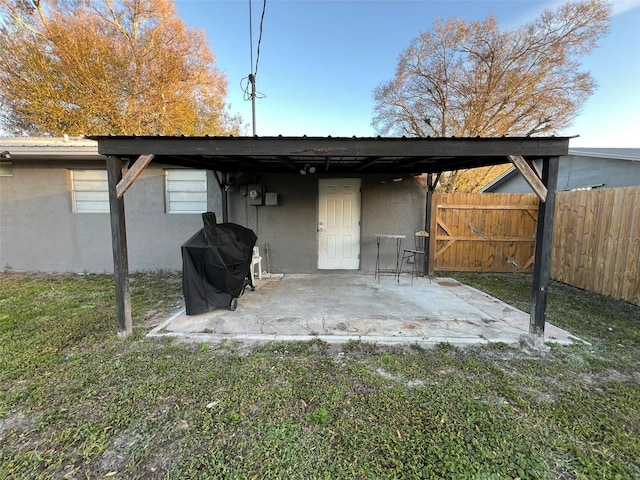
top-left (165, 169), bottom-right (207, 213)
top-left (70, 170), bottom-right (109, 213)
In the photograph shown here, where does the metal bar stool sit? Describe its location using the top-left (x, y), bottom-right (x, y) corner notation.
top-left (400, 231), bottom-right (429, 286)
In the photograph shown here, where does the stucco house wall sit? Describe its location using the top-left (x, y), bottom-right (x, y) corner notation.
top-left (225, 173), bottom-right (425, 274)
top-left (0, 158), bottom-right (220, 272)
top-left (1, 138), bottom-right (427, 274)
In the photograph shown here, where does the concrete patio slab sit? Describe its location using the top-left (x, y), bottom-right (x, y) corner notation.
top-left (148, 274), bottom-right (582, 347)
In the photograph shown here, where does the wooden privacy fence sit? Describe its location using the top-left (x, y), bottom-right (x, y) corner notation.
top-left (433, 192), bottom-right (539, 273)
top-left (551, 186), bottom-right (640, 306)
top-left (431, 187), bottom-right (640, 306)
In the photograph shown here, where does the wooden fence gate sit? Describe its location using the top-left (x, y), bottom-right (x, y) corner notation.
top-left (430, 188), bottom-right (639, 305)
top-left (433, 192), bottom-right (539, 272)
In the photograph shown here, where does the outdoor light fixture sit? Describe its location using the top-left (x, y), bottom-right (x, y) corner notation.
top-left (299, 164), bottom-right (316, 175)
top-left (224, 176), bottom-right (237, 192)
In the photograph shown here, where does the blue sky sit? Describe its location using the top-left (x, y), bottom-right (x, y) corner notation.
top-left (175, 0), bottom-right (640, 147)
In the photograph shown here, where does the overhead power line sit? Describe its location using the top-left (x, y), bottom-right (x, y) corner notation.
top-left (244, 0), bottom-right (267, 136)
top-left (254, 0), bottom-right (266, 77)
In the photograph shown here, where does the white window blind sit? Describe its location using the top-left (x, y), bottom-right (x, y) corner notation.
top-left (165, 169), bottom-right (207, 213)
top-left (71, 170), bottom-right (109, 213)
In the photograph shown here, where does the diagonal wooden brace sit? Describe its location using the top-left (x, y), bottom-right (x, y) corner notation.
top-left (116, 154), bottom-right (155, 199)
top-left (508, 155), bottom-right (547, 202)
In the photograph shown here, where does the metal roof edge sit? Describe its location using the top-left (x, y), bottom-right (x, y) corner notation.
top-left (87, 134), bottom-right (574, 141)
top-left (568, 148), bottom-right (640, 162)
top-left (479, 166), bottom-right (518, 192)
top-left (0, 136), bottom-right (96, 147)
top-left (0, 136), bottom-right (101, 160)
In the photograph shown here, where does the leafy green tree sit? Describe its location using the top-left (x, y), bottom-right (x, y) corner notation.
top-left (0, 0), bottom-right (241, 136)
top-left (372, 0), bottom-right (611, 191)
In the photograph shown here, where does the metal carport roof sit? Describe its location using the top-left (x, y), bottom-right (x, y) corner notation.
top-left (90, 135), bottom-right (569, 174)
top-left (89, 134), bottom-right (568, 346)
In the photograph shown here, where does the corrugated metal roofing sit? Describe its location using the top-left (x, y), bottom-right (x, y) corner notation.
top-left (0, 136), bottom-right (99, 160)
top-left (88, 135), bottom-right (571, 175)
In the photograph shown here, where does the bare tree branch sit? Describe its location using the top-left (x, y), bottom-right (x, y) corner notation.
top-left (372, 0), bottom-right (611, 190)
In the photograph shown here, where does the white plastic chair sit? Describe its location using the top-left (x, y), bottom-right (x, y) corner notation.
top-left (250, 246), bottom-right (262, 280)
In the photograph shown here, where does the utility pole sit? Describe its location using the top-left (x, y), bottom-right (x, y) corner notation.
top-left (249, 73), bottom-right (257, 136)
top-left (247, 0), bottom-right (265, 136)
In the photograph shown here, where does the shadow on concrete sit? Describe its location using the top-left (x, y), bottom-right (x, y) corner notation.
top-left (149, 274), bottom-right (581, 347)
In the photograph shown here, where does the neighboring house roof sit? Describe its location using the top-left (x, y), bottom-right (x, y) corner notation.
top-left (0, 136), bottom-right (100, 160)
top-left (567, 147), bottom-right (640, 161)
top-left (481, 148), bottom-right (640, 192)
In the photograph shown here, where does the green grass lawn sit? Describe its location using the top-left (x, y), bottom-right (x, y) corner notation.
top-left (1, 271), bottom-right (638, 479)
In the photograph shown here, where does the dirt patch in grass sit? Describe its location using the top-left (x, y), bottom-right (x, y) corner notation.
top-left (1, 272), bottom-right (639, 479)
top-left (0, 412), bottom-right (35, 436)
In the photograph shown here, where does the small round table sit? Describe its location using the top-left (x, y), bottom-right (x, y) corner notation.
top-left (374, 234), bottom-right (406, 283)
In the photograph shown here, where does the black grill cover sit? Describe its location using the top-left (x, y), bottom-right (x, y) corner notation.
top-left (182, 212), bottom-right (257, 315)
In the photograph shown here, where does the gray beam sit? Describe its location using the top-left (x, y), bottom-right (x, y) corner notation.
top-left (276, 155), bottom-right (300, 172)
top-left (355, 156), bottom-right (382, 172)
top-left (93, 136), bottom-right (571, 160)
top-left (424, 173), bottom-right (440, 276)
top-left (221, 171), bottom-right (229, 222)
top-left (106, 156), bottom-right (132, 340)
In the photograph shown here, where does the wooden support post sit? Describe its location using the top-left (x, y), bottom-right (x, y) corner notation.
top-left (106, 156), bottom-right (132, 340)
top-left (530, 156), bottom-right (559, 343)
top-left (424, 173), bottom-right (439, 276)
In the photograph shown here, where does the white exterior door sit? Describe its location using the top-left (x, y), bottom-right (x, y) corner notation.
top-left (318, 178), bottom-right (361, 269)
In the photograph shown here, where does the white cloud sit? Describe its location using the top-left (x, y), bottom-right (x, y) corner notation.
top-left (612, 0), bottom-right (640, 16)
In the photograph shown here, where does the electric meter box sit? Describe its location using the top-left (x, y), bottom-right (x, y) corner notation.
top-left (247, 184), bottom-right (263, 205)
